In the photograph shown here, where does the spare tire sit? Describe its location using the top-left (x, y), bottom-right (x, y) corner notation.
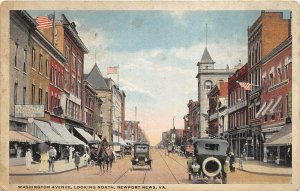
top-left (202, 156), bottom-right (222, 177)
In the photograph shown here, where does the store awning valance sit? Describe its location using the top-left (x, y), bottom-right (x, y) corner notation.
top-left (9, 131), bottom-right (42, 144)
top-left (51, 122), bottom-right (85, 145)
top-left (113, 134), bottom-right (126, 146)
top-left (74, 127), bottom-right (99, 144)
top-left (269, 96), bottom-right (282, 114)
top-left (261, 99), bottom-right (274, 116)
top-left (33, 120), bottom-right (66, 144)
top-left (255, 102), bottom-right (267, 118)
top-left (264, 123), bottom-right (292, 146)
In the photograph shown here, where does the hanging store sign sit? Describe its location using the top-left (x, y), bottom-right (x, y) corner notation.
top-left (15, 105), bottom-right (45, 118)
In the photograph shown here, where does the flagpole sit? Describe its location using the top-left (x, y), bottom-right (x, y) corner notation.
top-left (52, 11), bottom-right (55, 45)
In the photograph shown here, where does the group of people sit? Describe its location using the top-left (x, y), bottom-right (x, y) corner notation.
top-left (95, 139), bottom-right (114, 175)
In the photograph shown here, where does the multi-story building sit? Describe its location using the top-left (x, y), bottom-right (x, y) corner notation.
top-left (258, 36), bottom-right (292, 165)
top-left (124, 121), bottom-right (140, 142)
top-left (247, 11), bottom-right (290, 160)
top-left (83, 80), bottom-right (97, 131)
top-left (227, 63), bottom-right (249, 158)
top-left (183, 100), bottom-right (199, 144)
top-left (207, 81), bottom-right (228, 137)
top-left (120, 91), bottom-right (126, 139)
top-left (196, 47), bottom-right (237, 138)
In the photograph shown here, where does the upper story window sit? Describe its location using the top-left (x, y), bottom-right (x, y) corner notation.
top-left (78, 58), bottom-right (82, 76)
top-left (277, 67), bottom-right (282, 83)
top-left (31, 48), bottom-right (35, 68)
top-left (284, 65), bottom-right (288, 80)
top-left (38, 54), bottom-right (43, 73)
top-left (270, 73), bottom-right (274, 87)
top-left (65, 46), bottom-right (70, 64)
top-left (23, 49), bottom-right (27, 72)
top-left (45, 59), bottom-right (49, 76)
top-left (204, 80), bottom-right (213, 90)
top-left (72, 53), bottom-right (76, 70)
top-left (14, 42), bottom-right (18, 67)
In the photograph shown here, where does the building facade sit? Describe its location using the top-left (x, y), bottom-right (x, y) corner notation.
top-left (183, 100), bottom-right (199, 144)
top-left (196, 48), bottom-right (236, 138)
top-left (247, 11), bottom-right (290, 160)
top-left (227, 63), bottom-right (249, 157)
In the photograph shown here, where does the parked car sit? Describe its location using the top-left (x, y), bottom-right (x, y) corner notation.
top-left (187, 138), bottom-right (229, 184)
top-left (131, 143), bottom-right (152, 170)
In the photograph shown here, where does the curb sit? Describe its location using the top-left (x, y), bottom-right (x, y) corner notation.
top-left (9, 165), bottom-right (87, 176)
top-left (236, 168), bottom-right (292, 177)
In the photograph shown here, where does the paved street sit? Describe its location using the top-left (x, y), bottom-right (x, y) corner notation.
top-left (10, 149), bottom-right (291, 184)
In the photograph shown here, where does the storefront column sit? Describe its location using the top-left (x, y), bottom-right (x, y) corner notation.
top-left (263, 145), bottom-right (267, 162)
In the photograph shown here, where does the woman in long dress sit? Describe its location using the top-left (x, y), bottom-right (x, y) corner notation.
top-left (25, 149), bottom-right (32, 170)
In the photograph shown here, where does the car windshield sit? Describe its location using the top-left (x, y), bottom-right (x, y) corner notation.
top-left (135, 145), bottom-right (148, 152)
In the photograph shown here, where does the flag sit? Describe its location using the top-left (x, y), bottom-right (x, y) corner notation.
top-left (237, 81), bottom-right (252, 91)
top-left (36, 16), bottom-right (53, 29)
top-left (107, 66), bottom-right (118, 74)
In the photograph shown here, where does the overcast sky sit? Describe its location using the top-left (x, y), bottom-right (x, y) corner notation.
top-left (28, 10), bottom-right (289, 145)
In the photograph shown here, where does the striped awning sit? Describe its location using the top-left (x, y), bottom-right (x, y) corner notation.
top-left (74, 127), bottom-right (98, 144)
top-left (269, 96), bottom-right (282, 114)
top-left (33, 120), bottom-right (66, 144)
top-left (261, 99), bottom-right (274, 116)
top-left (255, 102), bottom-right (267, 118)
top-left (9, 131), bottom-right (42, 144)
top-left (51, 122), bottom-right (85, 145)
top-left (265, 123), bottom-right (292, 146)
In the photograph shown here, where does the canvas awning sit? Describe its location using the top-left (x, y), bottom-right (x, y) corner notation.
top-left (9, 131), bottom-right (42, 144)
top-left (33, 120), bottom-right (66, 144)
top-left (74, 127), bottom-right (98, 144)
top-left (261, 99), bottom-right (274, 116)
top-left (94, 134), bottom-right (102, 142)
top-left (113, 134), bottom-right (126, 146)
top-left (51, 122), bottom-right (85, 145)
top-left (264, 124), bottom-right (292, 146)
top-left (269, 96), bottom-right (282, 114)
top-left (255, 102), bottom-right (267, 118)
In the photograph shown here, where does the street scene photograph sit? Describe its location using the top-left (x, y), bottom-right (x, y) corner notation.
top-left (7, 9), bottom-right (292, 185)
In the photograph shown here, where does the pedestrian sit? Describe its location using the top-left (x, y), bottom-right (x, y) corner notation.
top-left (63, 146), bottom-right (69, 163)
top-left (74, 152), bottom-right (80, 171)
top-left (82, 151), bottom-right (90, 168)
top-left (97, 144), bottom-right (107, 175)
top-left (239, 153), bottom-right (244, 170)
top-left (25, 149), bottom-right (32, 170)
top-left (229, 151), bottom-right (235, 172)
top-left (48, 146), bottom-right (57, 172)
top-left (105, 146), bottom-right (114, 174)
top-left (69, 146), bottom-right (75, 162)
top-left (38, 143), bottom-right (49, 173)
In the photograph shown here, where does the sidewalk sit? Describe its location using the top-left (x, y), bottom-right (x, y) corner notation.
top-left (10, 157), bottom-right (86, 176)
top-left (235, 158), bottom-right (292, 176)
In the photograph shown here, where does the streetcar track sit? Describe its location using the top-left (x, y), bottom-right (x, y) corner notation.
top-left (142, 170), bottom-right (148, 184)
top-left (158, 150), bottom-right (180, 184)
top-left (166, 154), bottom-right (188, 170)
top-left (112, 168), bottom-right (130, 184)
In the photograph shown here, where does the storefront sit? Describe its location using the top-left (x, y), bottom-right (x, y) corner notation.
top-left (263, 123), bottom-right (292, 166)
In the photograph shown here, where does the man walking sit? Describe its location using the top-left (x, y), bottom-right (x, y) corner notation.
top-left (48, 146), bottom-right (57, 172)
top-left (63, 146), bottom-right (69, 163)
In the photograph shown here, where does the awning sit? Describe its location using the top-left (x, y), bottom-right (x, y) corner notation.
top-left (51, 122), bottom-right (85, 145)
top-left (74, 127), bottom-right (98, 144)
top-left (255, 102), bottom-right (267, 118)
top-left (9, 131), bottom-right (42, 144)
top-left (94, 134), bottom-right (102, 142)
top-left (269, 96), bottom-right (282, 114)
top-left (18, 131), bottom-right (43, 143)
top-left (261, 99), bottom-right (274, 116)
top-left (248, 103), bottom-right (254, 108)
top-left (264, 123), bottom-right (292, 146)
top-left (113, 134), bottom-right (126, 146)
top-left (33, 120), bottom-right (66, 144)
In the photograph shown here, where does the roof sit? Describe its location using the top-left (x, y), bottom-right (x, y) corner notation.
top-left (200, 48), bottom-right (215, 64)
top-left (265, 123), bottom-right (292, 146)
top-left (85, 64), bottom-right (109, 90)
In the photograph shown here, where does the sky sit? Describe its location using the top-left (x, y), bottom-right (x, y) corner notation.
top-left (28, 10), bottom-right (290, 145)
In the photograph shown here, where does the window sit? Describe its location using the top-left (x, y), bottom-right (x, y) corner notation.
top-left (270, 73), bottom-right (274, 87)
top-left (31, 48), bottom-right (35, 68)
top-left (78, 58), bottom-right (82, 75)
top-left (271, 113), bottom-right (275, 121)
top-left (45, 92), bottom-right (48, 111)
top-left (14, 42), bottom-right (18, 67)
top-left (23, 49), bottom-right (27, 72)
top-left (54, 69), bottom-right (57, 85)
top-left (31, 84), bottom-right (35, 104)
top-left (38, 54), bottom-right (42, 73)
top-left (65, 71), bottom-right (69, 89)
top-left (50, 66), bottom-right (54, 83)
top-left (45, 59), bottom-right (49, 76)
top-left (50, 95), bottom-right (54, 112)
top-left (204, 80), bottom-right (213, 89)
top-left (65, 46), bottom-right (70, 64)
top-left (277, 67), bottom-right (282, 83)
top-left (205, 144), bottom-right (219, 151)
top-left (38, 88), bottom-right (42, 104)
top-left (279, 101), bottom-right (283, 118)
top-left (284, 65), bottom-right (288, 79)
top-left (263, 77), bottom-right (267, 91)
top-left (286, 94), bottom-right (289, 117)
top-left (78, 82), bottom-right (81, 98)
top-left (14, 83), bottom-right (18, 104)
top-left (72, 53), bottom-right (76, 69)
top-left (71, 77), bottom-right (76, 94)
top-left (264, 114), bottom-right (267, 122)
top-left (23, 87), bottom-right (26, 104)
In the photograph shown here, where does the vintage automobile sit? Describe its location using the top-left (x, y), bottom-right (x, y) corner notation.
top-left (131, 143), bottom-right (152, 170)
top-left (187, 138), bottom-right (229, 184)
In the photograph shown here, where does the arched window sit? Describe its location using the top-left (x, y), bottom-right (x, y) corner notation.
top-left (204, 80), bottom-right (213, 89)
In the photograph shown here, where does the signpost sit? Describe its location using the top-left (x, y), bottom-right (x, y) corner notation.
top-left (14, 105), bottom-right (44, 118)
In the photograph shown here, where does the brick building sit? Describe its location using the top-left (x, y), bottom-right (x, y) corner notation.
top-left (183, 100), bottom-right (199, 144)
top-left (120, 91), bottom-right (126, 139)
top-left (227, 63), bottom-right (249, 157)
top-left (247, 11), bottom-right (290, 160)
top-left (258, 36), bottom-right (292, 164)
top-left (207, 81), bottom-right (228, 137)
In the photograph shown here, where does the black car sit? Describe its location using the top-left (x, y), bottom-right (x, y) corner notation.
top-left (131, 143), bottom-right (152, 170)
top-left (187, 138), bottom-right (229, 184)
